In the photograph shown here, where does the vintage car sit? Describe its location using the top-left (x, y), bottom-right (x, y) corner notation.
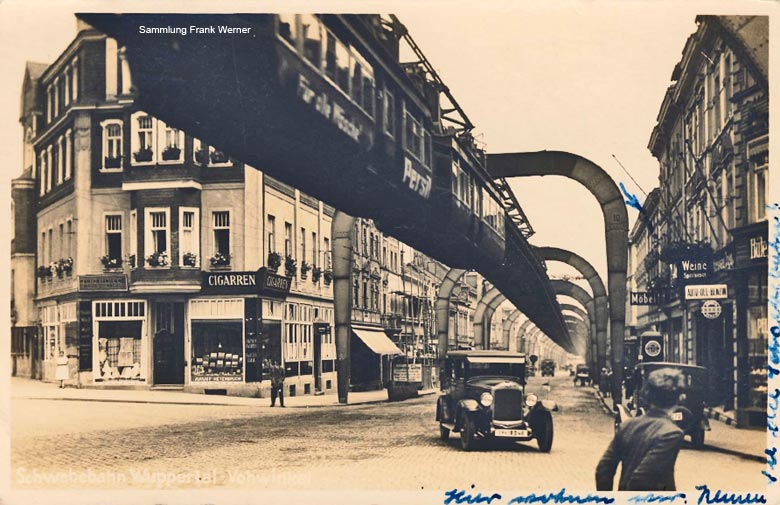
top-left (436, 351), bottom-right (556, 452)
top-left (540, 359), bottom-right (556, 377)
top-left (574, 364), bottom-right (591, 386)
top-left (616, 362), bottom-right (711, 448)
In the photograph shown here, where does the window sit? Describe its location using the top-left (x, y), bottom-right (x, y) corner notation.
top-left (179, 208), bottom-right (200, 267)
top-left (350, 52), bottom-right (374, 116)
top-left (41, 231), bottom-right (47, 266)
top-left (301, 15), bottom-right (322, 68)
top-left (133, 114), bottom-right (154, 164)
top-left (58, 223), bottom-right (64, 259)
top-left (212, 211), bottom-right (231, 262)
top-left (66, 219), bottom-right (73, 259)
top-left (323, 237), bottom-right (331, 269)
top-left (334, 38), bottom-right (350, 92)
top-left (384, 89), bottom-right (395, 136)
top-left (39, 152), bottom-right (46, 196)
top-left (129, 210), bottom-right (137, 267)
top-left (46, 146), bottom-right (53, 192)
top-left (160, 123), bottom-right (183, 162)
top-left (405, 111), bottom-right (426, 164)
top-left (145, 208), bottom-right (170, 267)
top-left (748, 143), bottom-right (768, 222)
top-left (71, 58), bottom-right (79, 102)
top-left (267, 215), bottom-right (276, 253)
top-left (300, 227), bottom-right (306, 264)
top-left (278, 14), bottom-right (297, 46)
top-left (56, 137), bottom-right (63, 184)
top-left (105, 214), bottom-right (122, 262)
top-left (64, 130), bottom-right (72, 180)
top-left (325, 31), bottom-right (337, 81)
top-left (312, 231), bottom-right (318, 267)
top-left (101, 120), bottom-right (123, 170)
top-left (284, 222), bottom-right (292, 257)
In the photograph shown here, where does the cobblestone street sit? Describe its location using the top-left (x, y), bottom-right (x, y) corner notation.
top-left (11, 375), bottom-right (766, 491)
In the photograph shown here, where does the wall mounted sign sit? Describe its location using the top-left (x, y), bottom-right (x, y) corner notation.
top-left (256, 268), bottom-right (291, 298)
top-left (640, 333), bottom-right (664, 362)
top-left (630, 291), bottom-right (660, 306)
top-left (685, 284), bottom-right (728, 300)
top-left (201, 271), bottom-right (258, 295)
top-left (701, 300), bottom-right (722, 319)
top-left (78, 274), bottom-right (128, 292)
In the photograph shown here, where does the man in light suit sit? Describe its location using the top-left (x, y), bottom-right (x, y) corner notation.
top-left (596, 368), bottom-right (686, 491)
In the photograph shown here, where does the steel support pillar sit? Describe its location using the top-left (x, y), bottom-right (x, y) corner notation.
top-left (332, 211), bottom-right (355, 404)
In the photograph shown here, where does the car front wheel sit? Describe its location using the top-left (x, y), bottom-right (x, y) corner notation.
top-left (439, 423), bottom-right (450, 441)
top-left (460, 415), bottom-right (477, 451)
top-left (536, 414), bottom-right (554, 453)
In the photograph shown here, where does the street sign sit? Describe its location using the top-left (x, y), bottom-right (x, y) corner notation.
top-left (701, 300), bottom-right (722, 319)
top-left (630, 291), bottom-right (660, 305)
top-left (684, 284), bottom-right (728, 300)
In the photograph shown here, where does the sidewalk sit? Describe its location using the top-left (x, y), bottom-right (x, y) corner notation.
top-left (593, 387), bottom-right (765, 461)
top-left (10, 377), bottom-right (437, 408)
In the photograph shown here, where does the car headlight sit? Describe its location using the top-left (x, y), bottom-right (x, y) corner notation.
top-left (480, 392), bottom-right (493, 407)
top-left (525, 393), bottom-right (538, 407)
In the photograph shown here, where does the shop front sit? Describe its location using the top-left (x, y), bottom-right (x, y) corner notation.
top-left (732, 222), bottom-right (768, 427)
top-left (184, 268), bottom-right (294, 397)
top-left (92, 299), bottom-right (149, 383)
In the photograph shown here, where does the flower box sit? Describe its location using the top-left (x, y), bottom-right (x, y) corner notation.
top-left (104, 156), bottom-right (122, 169)
top-left (312, 266), bottom-right (322, 284)
top-left (161, 146), bottom-right (182, 161)
top-left (285, 255), bottom-right (297, 278)
top-left (210, 150), bottom-right (230, 164)
top-left (323, 269), bottom-right (333, 285)
top-left (195, 148), bottom-right (209, 166)
top-left (146, 251), bottom-right (169, 267)
top-left (133, 147), bottom-right (153, 163)
top-left (300, 261), bottom-right (311, 279)
top-left (37, 266), bottom-right (52, 279)
top-left (183, 252), bottom-right (198, 267)
top-left (267, 251), bottom-right (282, 272)
top-left (100, 255), bottom-right (122, 269)
top-left (210, 252), bottom-right (230, 267)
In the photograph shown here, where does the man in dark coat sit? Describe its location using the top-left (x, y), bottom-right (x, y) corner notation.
top-left (595, 368), bottom-right (685, 491)
top-left (270, 362), bottom-right (285, 407)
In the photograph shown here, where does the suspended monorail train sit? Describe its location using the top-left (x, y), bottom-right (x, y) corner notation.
top-left (79, 13), bottom-right (572, 349)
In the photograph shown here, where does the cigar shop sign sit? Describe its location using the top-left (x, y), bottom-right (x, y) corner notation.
top-left (201, 268), bottom-right (291, 298)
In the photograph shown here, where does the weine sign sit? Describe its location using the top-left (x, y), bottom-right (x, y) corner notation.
top-left (685, 284), bottom-right (728, 300)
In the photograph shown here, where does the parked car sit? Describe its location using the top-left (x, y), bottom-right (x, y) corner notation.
top-left (574, 364), bottom-right (591, 386)
top-left (436, 350), bottom-right (557, 452)
top-left (540, 359), bottom-right (556, 377)
top-left (616, 362), bottom-right (711, 448)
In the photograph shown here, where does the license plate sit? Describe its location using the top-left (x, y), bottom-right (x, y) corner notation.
top-left (495, 429), bottom-right (529, 438)
top-left (671, 412), bottom-right (683, 421)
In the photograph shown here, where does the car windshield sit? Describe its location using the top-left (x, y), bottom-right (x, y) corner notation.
top-left (467, 362), bottom-right (523, 378)
top-left (638, 366), bottom-right (706, 390)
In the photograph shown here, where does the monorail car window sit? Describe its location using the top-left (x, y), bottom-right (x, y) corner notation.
top-left (301, 15), bottom-right (322, 68)
top-left (350, 52), bottom-right (375, 117)
top-left (334, 38), bottom-right (351, 93)
top-left (383, 89), bottom-right (395, 136)
top-left (278, 14), bottom-right (297, 47)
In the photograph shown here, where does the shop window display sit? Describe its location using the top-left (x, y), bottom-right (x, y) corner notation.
top-left (191, 321), bottom-right (243, 382)
top-left (96, 320), bottom-right (143, 381)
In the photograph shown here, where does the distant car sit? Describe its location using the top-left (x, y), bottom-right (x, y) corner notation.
top-left (616, 362), bottom-right (711, 448)
top-left (540, 359), bottom-right (556, 377)
top-left (436, 350), bottom-right (556, 452)
top-left (574, 364), bottom-right (591, 386)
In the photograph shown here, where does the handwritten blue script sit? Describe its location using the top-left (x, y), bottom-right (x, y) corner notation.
top-left (619, 182), bottom-right (643, 213)
top-left (767, 205), bottom-right (780, 484)
top-left (627, 493), bottom-right (686, 504)
top-left (695, 484), bottom-right (766, 504)
top-left (443, 488), bottom-right (502, 505)
top-left (507, 488), bottom-right (614, 504)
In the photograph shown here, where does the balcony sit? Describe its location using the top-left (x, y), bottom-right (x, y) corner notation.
top-left (123, 161), bottom-right (202, 190)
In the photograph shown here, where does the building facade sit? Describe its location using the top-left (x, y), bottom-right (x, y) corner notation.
top-left (643, 15), bottom-right (768, 426)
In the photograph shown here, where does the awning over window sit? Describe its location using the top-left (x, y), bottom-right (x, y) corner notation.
top-left (352, 327), bottom-right (402, 356)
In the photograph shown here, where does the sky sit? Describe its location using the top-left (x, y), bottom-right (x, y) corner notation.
top-left (0, 0), bottom-right (774, 308)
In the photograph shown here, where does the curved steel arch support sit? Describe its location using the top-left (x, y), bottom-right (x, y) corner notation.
top-left (535, 246), bottom-right (609, 374)
top-left (473, 288), bottom-right (504, 349)
top-left (515, 319), bottom-right (534, 353)
top-left (503, 310), bottom-right (525, 351)
top-left (435, 268), bottom-right (467, 360)
top-left (559, 303), bottom-right (590, 326)
top-left (332, 211), bottom-right (356, 404)
top-left (484, 294), bottom-right (508, 349)
top-left (487, 151), bottom-right (628, 404)
top-left (552, 280), bottom-right (597, 374)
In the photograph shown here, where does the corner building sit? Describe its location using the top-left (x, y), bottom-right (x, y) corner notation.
top-left (19, 23), bottom-right (339, 397)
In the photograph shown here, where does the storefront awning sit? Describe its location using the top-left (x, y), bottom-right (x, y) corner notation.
top-left (352, 327), bottom-right (402, 356)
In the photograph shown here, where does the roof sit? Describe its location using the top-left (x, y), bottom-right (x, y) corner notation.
top-left (352, 327), bottom-right (402, 355)
top-left (26, 62), bottom-right (49, 81)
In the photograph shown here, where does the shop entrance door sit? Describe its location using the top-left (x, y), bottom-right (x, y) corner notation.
top-left (696, 307), bottom-right (731, 407)
top-left (153, 303), bottom-right (185, 385)
top-left (314, 330), bottom-right (322, 392)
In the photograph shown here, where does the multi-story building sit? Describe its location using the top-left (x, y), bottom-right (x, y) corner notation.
top-left (645, 15), bottom-right (768, 426)
top-left (18, 23), bottom-right (340, 397)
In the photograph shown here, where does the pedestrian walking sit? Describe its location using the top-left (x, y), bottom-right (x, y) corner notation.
top-left (595, 368), bottom-right (685, 491)
top-left (270, 362), bottom-right (285, 407)
top-left (56, 351), bottom-right (69, 388)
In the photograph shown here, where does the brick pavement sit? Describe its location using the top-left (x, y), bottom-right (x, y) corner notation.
top-left (10, 375), bottom-right (766, 491)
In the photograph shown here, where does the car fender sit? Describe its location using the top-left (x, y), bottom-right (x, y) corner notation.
top-left (539, 399), bottom-right (558, 412)
top-left (458, 398), bottom-right (480, 413)
top-left (437, 396), bottom-right (454, 423)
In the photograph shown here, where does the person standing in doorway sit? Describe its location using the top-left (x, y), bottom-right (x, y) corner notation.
top-left (56, 351), bottom-right (69, 388)
top-left (595, 368), bottom-right (685, 491)
top-left (270, 362), bottom-right (285, 407)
